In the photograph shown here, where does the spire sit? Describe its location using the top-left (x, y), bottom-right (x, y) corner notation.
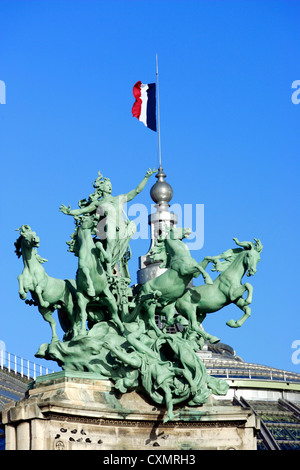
top-left (137, 167), bottom-right (177, 284)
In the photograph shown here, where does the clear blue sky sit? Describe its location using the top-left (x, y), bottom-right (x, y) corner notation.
top-left (0, 0), bottom-right (299, 374)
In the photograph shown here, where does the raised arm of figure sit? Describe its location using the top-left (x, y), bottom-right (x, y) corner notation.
top-left (124, 168), bottom-right (156, 202)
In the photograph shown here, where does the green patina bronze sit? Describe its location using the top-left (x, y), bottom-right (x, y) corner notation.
top-left (15, 169), bottom-right (263, 422)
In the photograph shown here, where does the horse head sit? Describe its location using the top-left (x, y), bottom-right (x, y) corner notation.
top-left (15, 225), bottom-right (40, 258)
top-left (77, 214), bottom-right (99, 235)
top-left (233, 237), bottom-right (263, 276)
top-left (164, 225), bottom-right (192, 241)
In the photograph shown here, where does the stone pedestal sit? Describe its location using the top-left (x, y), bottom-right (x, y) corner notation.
top-left (2, 372), bottom-right (259, 450)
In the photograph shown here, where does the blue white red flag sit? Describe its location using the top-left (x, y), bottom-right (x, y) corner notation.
top-left (132, 81), bottom-right (157, 132)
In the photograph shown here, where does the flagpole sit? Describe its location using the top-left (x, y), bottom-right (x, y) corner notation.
top-left (156, 53), bottom-right (162, 169)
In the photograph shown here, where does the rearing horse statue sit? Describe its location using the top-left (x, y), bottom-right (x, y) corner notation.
top-left (15, 225), bottom-right (78, 343)
top-left (128, 226), bottom-right (214, 336)
top-left (74, 215), bottom-right (124, 334)
top-left (170, 238), bottom-right (263, 337)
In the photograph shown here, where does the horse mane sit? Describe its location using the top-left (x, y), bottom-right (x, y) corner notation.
top-left (14, 232), bottom-right (47, 263)
top-left (66, 223), bottom-right (80, 257)
top-left (14, 235), bottom-right (23, 258)
top-left (210, 248), bottom-right (244, 272)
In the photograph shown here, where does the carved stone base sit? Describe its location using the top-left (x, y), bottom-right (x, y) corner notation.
top-left (2, 372), bottom-right (259, 450)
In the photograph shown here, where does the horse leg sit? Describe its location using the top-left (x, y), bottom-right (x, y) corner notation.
top-left (62, 285), bottom-right (77, 332)
top-left (35, 285), bottom-right (50, 308)
top-left (122, 298), bottom-right (142, 323)
top-left (76, 291), bottom-right (89, 334)
top-left (226, 284), bottom-right (253, 328)
top-left (95, 240), bottom-right (110, 262)
top-left (17, 274), bottom-right (27, 300)
top-left (81, 267), bottom-right (96, 297)
top-left (103, 287), bottom-right (125, 333)
top-left (176, 297), bottom-right (202, 334)
top-left (228, 282), bottom-right (253, 305)
top-left (145, 300), bottom-right (162, 336)
top-left (163, 303), bottom-right (177, 327)
top-left (197, 265), bottom-right (214, 285)
top-left (198, 312), bottom-right (206, 324)
top-left (226, 297), bottom-right (251, 328)
top-left (194, 309), bottom-right (220, 344)
top-left (176, 296), bottom-right (220, 343)
top-left (39, 307), bottom-right (59, 343)
top-left (243, 282), bottom-right (253, 305)
top-left (121, 286), bottom-right (161, 323)
top-left (95, 241), bottom-right (113, 276)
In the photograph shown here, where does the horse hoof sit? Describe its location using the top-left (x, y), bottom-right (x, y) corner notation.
top-left (153, 290), bottom-right (162, 299)
top-left (202, 273), bottom-right (214, 285)
top-left (209, 336), bottom-right (220, 344)
top-left (176, 315), bottom-right (189, 326)
top-left (226, 319), bottom-right (238, 328)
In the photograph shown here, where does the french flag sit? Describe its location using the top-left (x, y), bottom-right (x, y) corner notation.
top-left (132, 81), bottom-right (157, 132)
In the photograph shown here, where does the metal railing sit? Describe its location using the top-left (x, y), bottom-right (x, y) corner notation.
top-left (207, 367), bottom-right (300, 383)
top-left (0, 350), bottom-right (55, 380)
top-left (1, 349), bottom-right (299, 384)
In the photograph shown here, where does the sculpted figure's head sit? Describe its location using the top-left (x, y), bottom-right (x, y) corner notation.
top-left (93, 171), bottom-right (112, 196)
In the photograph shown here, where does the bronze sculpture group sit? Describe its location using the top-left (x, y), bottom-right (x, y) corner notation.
top-left (15, 169), bottom-right (263, 422)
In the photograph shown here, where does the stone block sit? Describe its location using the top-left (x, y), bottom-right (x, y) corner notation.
top-left (2, 372), bottom-right (259, 450)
